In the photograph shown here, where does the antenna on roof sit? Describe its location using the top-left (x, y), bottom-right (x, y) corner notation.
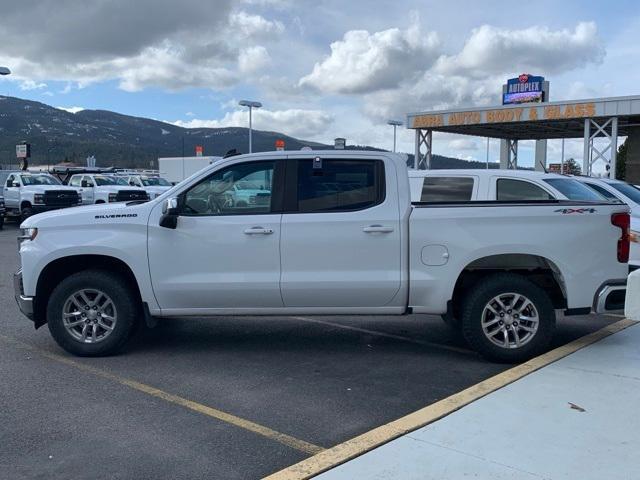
top-left (538, 158), bottom-right (548, 174)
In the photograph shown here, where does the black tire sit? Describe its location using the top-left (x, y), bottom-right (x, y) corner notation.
top-left (47, 270), bottom-right (139, 356)
top-left (0, 216), bottom-right (4, 229)
top-left (95, 200), bottom-right (105, 204)
top-left (441, 311), bottom-right (462, 331)
top-left (21, 206), bottom-right (33, 223)
top-left (461, 273), bottom-right (555, 363)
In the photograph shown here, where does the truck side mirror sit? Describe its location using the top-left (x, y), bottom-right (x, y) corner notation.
top-left (81, 180), bottom-right (88, 188)
top-left (12, 181), bottom-right (20, 188)
top-left (129, 181), bottom-right (136, 186)
top-left (160, 197), bottom-right (180, 229)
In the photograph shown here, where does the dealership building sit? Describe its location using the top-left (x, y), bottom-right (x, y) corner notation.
top-left (406, 74), bottom-right (640, 183)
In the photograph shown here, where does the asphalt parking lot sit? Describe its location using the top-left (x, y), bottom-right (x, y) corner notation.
top-left (0, 220), bottom-right (621, 480)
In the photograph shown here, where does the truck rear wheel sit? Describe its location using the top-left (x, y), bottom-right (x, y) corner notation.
top-left (461, 273), bottom-right (555, 363)
top-left (47, 270), bottom-right (138, 356)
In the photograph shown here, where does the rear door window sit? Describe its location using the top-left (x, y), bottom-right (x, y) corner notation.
top-left (420, 177), bottom-right (475, 203)
top-left (296, 159), bottom-right (384, 213)
top-left (496, 179), bottom-right (554, 201)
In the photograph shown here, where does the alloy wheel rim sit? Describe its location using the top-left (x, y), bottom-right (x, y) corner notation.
top-left (62, 289), bottom-right (117, 344)
top-left (481, 292), bottom-right (539, 349)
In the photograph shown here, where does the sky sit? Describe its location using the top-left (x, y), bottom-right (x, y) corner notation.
top-left (0, 0), bottom-right (639, 168)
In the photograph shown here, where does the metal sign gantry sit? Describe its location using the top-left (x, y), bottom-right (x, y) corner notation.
top-left (583, 117), bottom-right (618, 177)
top-left (414, 129), bottom-right (432, 169)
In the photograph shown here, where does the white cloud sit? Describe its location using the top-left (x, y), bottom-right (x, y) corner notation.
top-left (299, 15), bottom-right (440, 94)
top-left (359, 21), bottom-right (605, 125)
top-left (238, 46), bottom-right (271, 74)
top-left (171, 108), bottom-right (334, 138)
top-left (229, 11), bottom-right (284, 39)
top-left (449, 138), bottom-right (479, 151)
top-left (115, 43), bottom-right (238, 92)
top-left (435, 22), bottom-right (604, 78)
top-left (56, 106), bottom-right (85, 114)
top-left (0, 6), bottom-right (284, 92)
top-left (19, 79), bottom-right (47, 90)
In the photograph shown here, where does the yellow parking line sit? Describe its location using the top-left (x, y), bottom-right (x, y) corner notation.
top-left (265, 318), bottom-right (638, 480)
top-left (0, 335), bottom-right (324, 456)
top-left (291, 316), bottom-right (474, 355)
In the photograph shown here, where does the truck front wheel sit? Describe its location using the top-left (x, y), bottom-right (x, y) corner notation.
top-left (461, 273), bottom-right (555, 363)
top-left (21, 205), bottom-right (33, 222)
top-left (47, 270), bottom-right (138, 356)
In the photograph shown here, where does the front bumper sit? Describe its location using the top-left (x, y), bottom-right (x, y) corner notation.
top-left (593, 279), bottom-right (627, 314)
top-left (13, 269), bottom-right (34, 321)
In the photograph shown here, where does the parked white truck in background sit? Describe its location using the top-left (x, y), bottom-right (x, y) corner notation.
top-left (123, 174), bottom-right (173, 199)
top-left (14, 151), bottom-right (629, 362)
top-left (574, 176), bottom-right (640, 271)
top-left (408, 169), bottom-right (606, 203)
top-left (67, 173), bottom-right (149, 204)
top-left (1, 171), bottom-right (81, 221)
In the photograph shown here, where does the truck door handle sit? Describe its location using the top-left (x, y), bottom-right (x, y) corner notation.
top-left (363, 225), bottom-right (394, 233)
top-left (244, 226), bottom-right (274, 235)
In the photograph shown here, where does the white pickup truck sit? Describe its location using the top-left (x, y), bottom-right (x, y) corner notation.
top-left (123, 174), bottom-right (173, 199)
top-left (2, 171), bottom-right (81, 221)
top-left (408, 169), bottom-right (606, 203)
top-left (67, 174), bottom-right (149, 205)
top-left (14, 151), bottom-right (629, 362)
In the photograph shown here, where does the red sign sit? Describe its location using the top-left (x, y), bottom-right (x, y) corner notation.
top-left (518, 73), bottom-right (529, 83)
top-left (195, 145), bottom-right (203, 157)
top-left (275, 139), bottom-right (285, 151)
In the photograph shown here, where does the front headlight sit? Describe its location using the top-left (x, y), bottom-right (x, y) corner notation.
top-left (34, 194), bottom-right (44, 204)
top-left (18, 227), bottom-right (38, 244)
top-left (108, 193), bottom-right (118, 202)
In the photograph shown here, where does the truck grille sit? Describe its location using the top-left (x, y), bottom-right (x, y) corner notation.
top-left (44, 190), bottom-right (80, 207)
top-left (116, 190), bottom-right (149, 202)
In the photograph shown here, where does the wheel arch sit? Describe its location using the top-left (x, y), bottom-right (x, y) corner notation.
top-left (34, 254), bottom-right (143, 328)
top-left (449, 253), bottom-right (567, 317)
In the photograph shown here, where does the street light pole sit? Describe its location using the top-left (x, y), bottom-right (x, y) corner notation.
top-left (0, 67), bottom-right (10, 170)
top-left (387, 120), bottom-right (403, 152)
top-left (239, 100), bottom-right (262, 153)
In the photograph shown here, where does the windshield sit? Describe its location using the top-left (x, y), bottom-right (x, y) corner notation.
top-left (95, 175), bottom-right (128, 186)
top-left (141, 176), bottom-right (171, 186)
top-left (20, 174), bottom-right (61, 186)
top-left (543, 178), bottom-right (606, 201)
top-left (610, 182), bottom-right (640, 205)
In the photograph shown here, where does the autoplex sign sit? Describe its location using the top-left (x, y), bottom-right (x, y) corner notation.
top-left (410, 102), bottom-right (596, 129)
top-left (503, 74), bottom-right (545, 105)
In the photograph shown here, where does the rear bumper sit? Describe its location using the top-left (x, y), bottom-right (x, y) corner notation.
top-left (13, 270), bottom-right (34, 321)
top-left (593, 279), bottom-right (627, 314)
